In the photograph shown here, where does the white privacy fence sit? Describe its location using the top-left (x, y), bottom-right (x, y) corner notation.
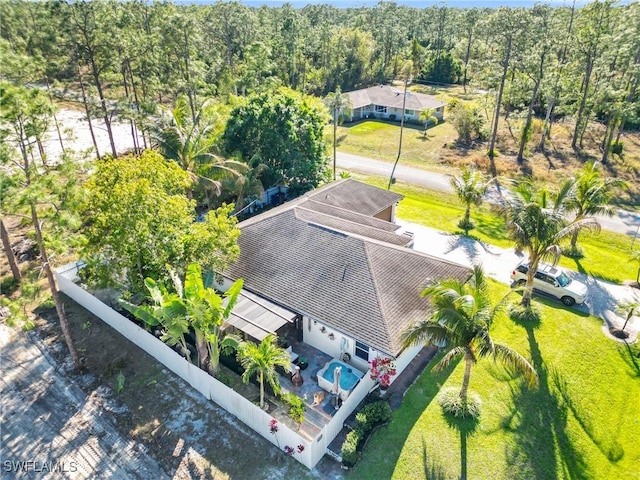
top-left (312, 373), bottom-right (377, 465)
top-left (55, 262), bottom-right (372, 469)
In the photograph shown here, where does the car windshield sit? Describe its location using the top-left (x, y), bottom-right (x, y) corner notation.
top-left (556, 272), bottom-right (571, 287)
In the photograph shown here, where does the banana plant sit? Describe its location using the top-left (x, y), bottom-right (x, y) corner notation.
top-left (120, 262), bottom-right (243, 375)
top-left (183, 263), bottom-right (243, 374)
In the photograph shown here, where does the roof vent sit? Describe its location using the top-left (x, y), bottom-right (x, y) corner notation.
top-left (341, 264), bottom-right (348, 282)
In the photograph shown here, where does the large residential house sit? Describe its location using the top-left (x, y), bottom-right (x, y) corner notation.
top-left (344, 85), bottom-right (447, 124)
top-left (219, 179), bottom-right (469, 375)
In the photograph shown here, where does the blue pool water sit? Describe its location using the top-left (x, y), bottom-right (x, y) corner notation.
top-left (322, 361), bottom-right (363, 391)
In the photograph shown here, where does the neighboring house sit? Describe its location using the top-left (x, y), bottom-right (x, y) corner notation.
top-left (344, 85), bottom-right (447, 124)
top-left (219, 179), bottom-right (469, 377)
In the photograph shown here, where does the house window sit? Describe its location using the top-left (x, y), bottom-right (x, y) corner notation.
top-left (374, 105), bottom-right (387, 114)
top-left (355, 341), bottom-right (369, 361)
top-left (405, 109), bottom-right (415, 116)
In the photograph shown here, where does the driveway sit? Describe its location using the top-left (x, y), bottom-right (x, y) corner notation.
top-left (399, 220), bottom-right (640, 342)
top-left (337, 151), bottom-right (640, 238)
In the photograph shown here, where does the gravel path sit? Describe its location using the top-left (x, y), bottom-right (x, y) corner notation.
top-left (0, 325), bottom-right (167, 480)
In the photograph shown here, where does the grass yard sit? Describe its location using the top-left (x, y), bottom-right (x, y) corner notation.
top-left (349, 282), bottom-right (640, 480)
top-left (352, 173), bottom-right (639, 286)
top-left (324, 82), bottom-right (640, 208)
top-left (325, 120), bottom-right (460, 174)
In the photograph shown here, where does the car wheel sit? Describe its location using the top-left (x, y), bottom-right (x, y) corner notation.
top-left (515, 280), bottom-right (526, 287)
top-left (561, 296), bottom-right (575, 306)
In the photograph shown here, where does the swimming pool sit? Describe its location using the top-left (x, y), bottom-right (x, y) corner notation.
top-left (317, 359), bottom-right (364, 401)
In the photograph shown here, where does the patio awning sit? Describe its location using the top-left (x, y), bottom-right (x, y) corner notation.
top-left (226, 289), bottom-right (297, 341)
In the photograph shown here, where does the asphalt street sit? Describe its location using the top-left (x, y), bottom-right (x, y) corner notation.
top-left (336, 151), bottom-right (640, 238)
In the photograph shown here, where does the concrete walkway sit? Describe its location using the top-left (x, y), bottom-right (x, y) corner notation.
top-left (398, 220), bottom-right (640, 343)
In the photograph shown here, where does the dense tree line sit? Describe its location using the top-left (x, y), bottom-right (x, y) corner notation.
top-left (1, 1), bottom-right (637, 155)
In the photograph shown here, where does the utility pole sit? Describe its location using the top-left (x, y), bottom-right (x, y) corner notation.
top-left (388, 76), bottom-right (409, 190)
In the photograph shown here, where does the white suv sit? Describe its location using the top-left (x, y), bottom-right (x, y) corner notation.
top-left (510, 261), bottom-right (588, 306)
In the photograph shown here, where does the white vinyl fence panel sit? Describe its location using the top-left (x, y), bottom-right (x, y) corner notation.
top-left (55, 263), bottom-right (317, 468)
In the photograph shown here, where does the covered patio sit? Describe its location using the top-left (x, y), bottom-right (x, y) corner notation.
top-left (223, 289), bottom-right (365, 439)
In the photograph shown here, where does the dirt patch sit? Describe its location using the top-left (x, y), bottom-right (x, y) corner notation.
top-left (24, 297), bottom-right (346, 480)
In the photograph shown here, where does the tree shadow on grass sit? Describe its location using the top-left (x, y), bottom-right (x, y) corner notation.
top-left (443, 413), bottom-right (480, 480)
top-left (421, 436), bottom-right (448, 480)
top-left (353, 353), bottom-right (460, 479)
top-left (551, 368), bottom-right (625, 464)
top-left (505, 320), bottom-right (591, 479)
top-left (569, 257), bottom-right (624, 285)
top-left (472, 215), bottom-right (510, 244)
top-left (617, 341), bottom-right (640, 378)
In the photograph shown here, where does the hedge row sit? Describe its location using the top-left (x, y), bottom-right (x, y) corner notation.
top-left (341, 401), bottom-right (392, 466)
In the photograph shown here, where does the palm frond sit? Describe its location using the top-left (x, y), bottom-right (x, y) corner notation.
top-left (402, 321), bottom-right (451, 349)
top-left (432, 346), bottom-right (467, 372)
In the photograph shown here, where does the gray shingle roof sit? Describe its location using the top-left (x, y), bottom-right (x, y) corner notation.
top-left (305, 179), bottom-right (403, 217)
top-left (347, 85), bottom-right (448, 111)
top-left (303, 200), bottom-right (401, 232)
top-left (225, 203), bottom-right (470, 356)
top-left (295, 207), bottom-right (410, 246)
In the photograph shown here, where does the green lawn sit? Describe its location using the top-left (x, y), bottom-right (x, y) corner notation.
top-left (349, 282), bottom-right (640, 480)
top-left (324, 120), bottom-right (459, 173)
top-left (353, 173), bottom-right (639, 285)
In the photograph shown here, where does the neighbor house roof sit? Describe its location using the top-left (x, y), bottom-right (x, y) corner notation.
top-left (305, 178), bottom-right (403, 217)
top-left (224, 180), bottom-right (469, 356)
top-left (346, 85), bottom-right (447, 111)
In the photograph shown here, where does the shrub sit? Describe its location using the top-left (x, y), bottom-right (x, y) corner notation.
top-left (437, 387), bottom-right (481, 419)
top-left (341, 400), bottom-right (392, 467)
top-left (341, 430), bottom-right (360, 466)
top-left (610, 141), bottom-right (624, 155)
top-left (508, 302), bottom-right (542, 323)
top-left (355, 401), bottom-right (392, 429)
top-left (562, 245), bottom-right (584, 259)
top-left (282, 392), bottom-right (305, 425)
top-left (457, 218), bottom-right (475, 235)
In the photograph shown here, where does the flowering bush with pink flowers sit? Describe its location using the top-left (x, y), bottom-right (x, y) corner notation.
top-left (369, 357), bottom-right (397, 388)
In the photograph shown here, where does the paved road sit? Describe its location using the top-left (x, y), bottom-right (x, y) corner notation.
top-left (0, 325), bottom-right (167, 480)
top-left (337, 151), bottom-right (640, 238)
top-left (398, 220), bottom-right (640, 342)
top-left (47, 110), bottom-right (639, 238)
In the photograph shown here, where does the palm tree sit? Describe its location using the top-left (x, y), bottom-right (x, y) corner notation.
top-left (324, 87), bottom-right (351, 181)
top-left (419, 108), bottom-right (439, 138)
top-left (503, 179), bottom-right (598, 308)
top-left (220, 160), bottom-right (267, 213)
top-left (450, 166), bottom-right (493, 235)
top-left (154, 95), bottom-right (244, 202)
top-left (237, 334), bottom-right (291, 409)
top-left (615, 296), bottom-right (640, 333)
top-left (402, 266), bottom-right (538, 410)
top-left (566, 161), bottom-right (627, 255)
